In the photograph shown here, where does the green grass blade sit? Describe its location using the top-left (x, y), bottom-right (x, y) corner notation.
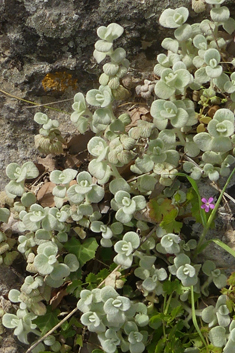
top-left (212, 239), bottom-right (235, 258)
top-left (177, 172), bottom-right (207, 226)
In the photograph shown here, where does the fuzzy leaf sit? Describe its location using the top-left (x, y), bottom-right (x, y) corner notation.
top-left (109, 178), bottom-right (131, 194)
top-left (50, 263), bottom-right (70, 280)
top-left (0, 208), bottom-right (10, 223)
top-left (174, 24), bottom-right (192, 41)
top-left (154, 80), bottom-right (175, 99)
top-left (209, 326), bottom-right (226, 347)
top-left (95, 40), bottom-right (113, 52)
top-left (64, 253), bottom-right (80, 272)
top-left (97, 23), bottom-right (124, 41)
top-left (161, 38), bottom-right (179, 53)
top-left (210, 6), bottom-right (230, 22)
top-left (5, 181), bottom-right (25, 197)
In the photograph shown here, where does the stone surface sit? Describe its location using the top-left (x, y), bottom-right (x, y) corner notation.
top-left (0, 0), bottom-right (225, 190)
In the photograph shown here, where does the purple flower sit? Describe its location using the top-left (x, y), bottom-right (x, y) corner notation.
top-left (201, 197), bottom-right (215, 212)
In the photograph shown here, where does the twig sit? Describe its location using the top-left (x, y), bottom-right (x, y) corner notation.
top-left (25, 224), bottom-right (156, 352)
top-left (0, 88), bottom-right (70, 114)
top-left (25, 306), bottom-right (78, 353)
top-left (211, 181), bottom-right (235, 204)
top-left (24, 98), bottom-right (73, 108)
top-left (25, 264), bottom-right (122, 353)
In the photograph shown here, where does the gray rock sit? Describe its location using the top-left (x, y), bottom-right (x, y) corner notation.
top-left (0, 0), bottom-right (214, 190)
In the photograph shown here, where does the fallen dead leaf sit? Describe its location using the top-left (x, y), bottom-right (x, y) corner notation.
top-left (62, 153), bottom-right (82, 169)
top-left (36, 181), bottom-right (56, 207)
top-left (126, 106), bottom-right (152, 131)
top-left (50, 281), bottom-right (70, 309)
top-left (37, 155), bottom-right (57, 172)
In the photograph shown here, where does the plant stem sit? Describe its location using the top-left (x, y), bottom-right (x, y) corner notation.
top-left (164, 293), bottom-right (173, 315)
top-left (174, 128), bottom-right (186, 146)
top-left (196, 167), bottom-right (235, 254)
top-left (0, 89), bottom-right (70, 114)
top-left (109, 163), bottom-right (123, 179)
top-left (25, 264), bottom-right (122, 353)
top-left (190, 286), bottom-right (208, 352)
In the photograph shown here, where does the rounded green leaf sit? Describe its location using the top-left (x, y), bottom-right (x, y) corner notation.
top-left (193, 34), bottom-right (207, 50)
top-left (114, 253), bottom-right (133, 268)
top-left (210, 136), bottom-right (232, 153)
top-left (97, 23), bottom-right (124, 41)
top-left (103, 62), bottom-right (119, 76)
top-left (209, 326), bottom-right (226, 347)
top-left (0, 208), bottom-right (10, 223)
top-left (95, 40), bottom-right (113, 52)
top-left (23, 162), bottom-right (39, 180)
top-left (123, 232), bottom-right (140, 249)
top-left (194, 67), bottom-right (209, 84)
top-left (210, 6), bottom-right (230, 22)
top-left (21, 192), bottom-right (36, 207)
top-left (110, 48), bottom-right (126, 63)
top-left (206, 65), bottom-right (223, 78)
top-left (67, 185), bottom-right (84, 204)
top-left (34, 112), bottom-right (49, 125)
top-left (174, 24), bottom-right (192, 41)
top-left (87, 185), bottom-right (104, 203)
top-left (50, 263), bottom-right (70, 280)
top-left (202, 260), bottom-right (216, 276)
top-left (2, 313), bottom-right (19, 329)
top-left (161, 38), bottom-right (179, 52)
top-left (34, 254), bottom-right (54, 275)
top-left (223, 17), bottom-right (235, 35)
top-left (154, 80), bottom-right (175, 100)
top-left (159, 7), bottom-right (189, 28)
top-left (205, 48), bottom-right (221, 65)
top-left (193, 132), bottom-right (212, 151)
top-left (64, 254), bottom-right (79, 272)
top-left (115, 208), bottom-right (132, 223)
top-left (93, 49), bottom-right (107, 63)
top-left (8, 289), bottom-right (20, 303)
top-left (5, 181), bottom-right (25, 197)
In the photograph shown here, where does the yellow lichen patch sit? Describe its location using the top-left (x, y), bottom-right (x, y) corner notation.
top-left (197, 123), bottom-right (206, 133)
top-left (199, 116), bottom-right (211, 125)
top-left (42, 71), bottom-right (78, 93)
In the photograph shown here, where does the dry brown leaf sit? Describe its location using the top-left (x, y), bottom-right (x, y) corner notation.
top-left (36, 181), bottom-right (56, 207)
top-left (63, 154), bottom-right (82, 169)
top-left (126, 106), bottom-right (152, 130)
top-left (208, 105), bottom-right (220, 118)
top-left (37, 155), bottom-right (56, 172)
top-left (50, 281), bottom-right (70, 309)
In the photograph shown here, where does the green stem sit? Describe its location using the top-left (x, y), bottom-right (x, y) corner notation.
top-left (109, 163), bottom-right (123, 179)
top-left (164, 293), bottom-right (173, 316)
top-left (173, 128), bottom-right (186, 146)
top-left (196, 167), bottom-right (235, 254)
top-left (190, 286), bottom-right (208, 352)
top-left (0, 89), bottom-right (70, 114)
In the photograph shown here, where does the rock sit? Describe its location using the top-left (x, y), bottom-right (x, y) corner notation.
top-left (1, 0), bottom-right (228, 189)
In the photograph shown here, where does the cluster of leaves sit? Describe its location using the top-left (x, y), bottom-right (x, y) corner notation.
top-left (1, 1), bottom-right (235, 353)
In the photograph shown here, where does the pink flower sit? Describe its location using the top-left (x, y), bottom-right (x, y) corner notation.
top-left (201, 197), bottom-right (215, 213)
